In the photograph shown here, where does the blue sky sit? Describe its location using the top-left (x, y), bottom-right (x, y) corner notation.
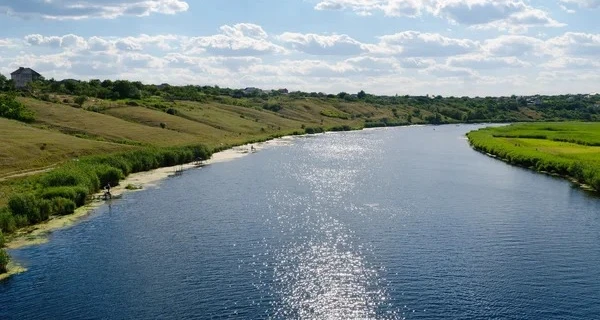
top-left (0, 0), bottom-right (599, 96)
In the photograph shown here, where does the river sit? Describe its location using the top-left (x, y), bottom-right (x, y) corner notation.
top-left (2, 124), bottom-right (600, 319)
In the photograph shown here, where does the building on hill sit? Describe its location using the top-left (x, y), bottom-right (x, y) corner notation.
top-left (11, 67), bottom-right (42, 89)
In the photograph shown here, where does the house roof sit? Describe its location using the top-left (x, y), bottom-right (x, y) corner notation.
top-left (11, 67), bottom-right (41, 76)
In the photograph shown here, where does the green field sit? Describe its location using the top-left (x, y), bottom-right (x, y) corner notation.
top-left (467, 122), bottom-right (600, 192)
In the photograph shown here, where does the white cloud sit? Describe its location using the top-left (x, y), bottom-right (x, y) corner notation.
top-left (115, 38), bottom-right (144, 51)
top-left (547, 32), bottom-right (600, 56)
top-left (314, 0), bottom-right (424, 17)
top-left (421, 64), bottom-right (478, 78)
top-left (447, 55), bottom-right (530, 69)
top-left (0, 0), bottom-right (189, 20)
top-left (542, 57), bottom-right (600, 69)
top-left (88, 37), bottom-right (113, 52)
top-left (376, 31), bottom-right (479, 57)
top-left (185, 23), bottom-right (286, 56)
top-left (314, 0), bottom-right (564, 32)
top-left (560, 0), bottom-right (600, 9)
top-left (482, 35), bottom-right (546, 57)
top-left (278, 32), bottom-right (366, 55)
top-left (398, 58), bottom-right (436, 69)
top-left (431, 0), bottom-right (564, 32)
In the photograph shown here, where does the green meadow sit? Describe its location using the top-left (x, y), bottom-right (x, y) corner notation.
top-left (467, 122), bottom-right (600, 192)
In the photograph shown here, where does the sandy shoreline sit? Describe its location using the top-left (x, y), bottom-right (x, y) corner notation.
top-left (4, 137), bottom-right (295, 252)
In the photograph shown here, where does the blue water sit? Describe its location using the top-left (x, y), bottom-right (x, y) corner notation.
top-left (2, 125), bottom-right (600, 319)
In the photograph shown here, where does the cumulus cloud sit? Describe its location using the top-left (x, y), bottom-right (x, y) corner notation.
top-left (0, 0), bottom-right (189, 20)
top-left (560, 0), bottom-right (600, 9)
top-left (278, 33), bottom-right (366, 55)
top-left (185, 23), bottom-right (286, 56)
top-left (421, 64), bottom-right (478, 78)
top-left (315, 0), bottom-right (423, 17)
top-left (25, 34), bottom-right (87, 50)
top-left (482, 35), bottom-right (546, 57)
top-left (547, 32), bottom-right (600, 56)
top-left (447, 55), bottom-right (530, 69)
top-left (376, 31), bottom-right (479, 57)
top-left (542, 57), bottom-right (600, 69)
top-left (314, 0), bottom-right (563, 32)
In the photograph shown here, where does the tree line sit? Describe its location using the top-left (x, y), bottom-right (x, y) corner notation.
top-left (1, 73), bottom-right (599, 125)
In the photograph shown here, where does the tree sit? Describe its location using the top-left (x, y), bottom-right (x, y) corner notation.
top-left (0, 73), bottom-right (7, 91)
top-left (357, 90), bottom-right (366, 99)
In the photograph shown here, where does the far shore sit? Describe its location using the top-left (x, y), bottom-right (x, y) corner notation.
top-left (4, 136), bottom-right (296, 252)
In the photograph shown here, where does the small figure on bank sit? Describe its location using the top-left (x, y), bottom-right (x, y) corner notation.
top-left (104, 183), bottom-right (112, 200)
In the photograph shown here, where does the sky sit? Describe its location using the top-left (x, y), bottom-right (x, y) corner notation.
top-left (0, 0), bottom-right (599, 96)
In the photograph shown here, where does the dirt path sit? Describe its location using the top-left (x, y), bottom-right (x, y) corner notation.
top-left (0, 166), bottom-right (56, 182)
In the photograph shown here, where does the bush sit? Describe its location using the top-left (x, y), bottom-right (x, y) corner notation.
top-left (304, 127), bottom-right (325, 135)
top-left (41, 186), bottom-right (89, 207)
top-left (51, 197), bottom-right (76, 216)
top-left (93, 165), bottom-right (123, 188)
top-left (74, 95), bottom-right (88, 107)
top-left (14, 215), bottom-right (29, 228)
top-left (8, 194), bottom-right (42, 224)
top-left (330, 125), bottom-right (352, 132)
top-left (39, 199), bottom-right (52, 221)
top-left (0, 208), bottom-right (16, 234)
top-left (0, 94), bottom-right (35, 123)
top-left (90, 155), bottom-right (132, 176)
top-left (41, 165), bottom-right (100, 192)
top-left (0, 229), bottom-right (5, 247)
top-left (166, 108), bottom-right (178, 115)
top-left (0, 249), bottom-right (9, 273)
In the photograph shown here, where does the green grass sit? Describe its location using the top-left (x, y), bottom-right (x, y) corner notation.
top-left (0, 117), bottom-right (132, 177)
top-left (467, 122), bottom-right (600, 192)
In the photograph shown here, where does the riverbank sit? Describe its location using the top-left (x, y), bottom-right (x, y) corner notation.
top-left (4, 138), bottom-right (293, 252)
top-left (467, 122), bottom-right (600, 194)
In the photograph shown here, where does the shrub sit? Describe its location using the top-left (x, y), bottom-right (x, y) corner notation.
top-left (41, 165), bottom-right (100, 192)
top-left (8, 194), bottom-right (42, 224)
top-left (126, 101), bottom-right (140, 106)
top-left (41, 186), bottom-right (89, 207)
top-left (0, 94), bottom-right (35, 123)
top-left (0, 229), bottom-right (5, 247)
top-left (90, 155), bottom-right (132, 176)
top-left (262, 103), bottom-right (282, 112)
top-left (93, 165), bottom-right (123, 188)
top-left (330, 125), bottom-right (352, 132)
top-left (304, 127), bottom-right (325, 135)
top-left (74, 95), bottom-right (88, 107)
top-left (0, 249), bottom-right (9, 273)
top-left (166, 108), bottom-right (178, 115)
top-left (14, 215), bottom-right (29, 228)
top-left (36, 199), bottom-right (51, 222)
top-left (51, 197), bottom-right (76, 216)
top-left (0, 209), bottom-right (16, 234)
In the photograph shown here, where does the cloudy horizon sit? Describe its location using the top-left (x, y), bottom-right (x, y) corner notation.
top-left (0, 0), bottom-right (599, 97)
